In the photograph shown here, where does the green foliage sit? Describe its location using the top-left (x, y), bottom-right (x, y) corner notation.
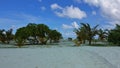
top-left (97, 29), bottom-right (108, 41)
top-left (15, 27), bottom-right (29, 47)
top-left (26, 23), bottom-right (38, 44)
top-left (37, 24), bottom-right (50, 44)
top-left (15, 23), bottom-right (62, 45)
top-left (0, 29), bottom-right (6, 43)
top-left (48, 30), bottom-right (62, 43)
top-left (74, 23), bottom-right (98, 45)
top-left (108, 24), bottom-right (120, 45)
top-left (0, 29), bottom-right (14, 44)
top-left (5, 29), bottom-right (14, 44)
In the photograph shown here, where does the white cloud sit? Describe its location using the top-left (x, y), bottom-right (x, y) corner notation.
top-left (92, 11), bottom-right (96, 15)
top-left (84, 0), bottom-right (120, 28)
top-left (51, 4), bottom-right (87, 20)
top-left (62, 24), bottom-right (73, 29)
top-left (103, 21), bottom-right (120, 30)
top-left (51, 3), bottom-right (62, 10)
top-left (72, 21), bottom-right (79, 28)
top-left (62, 22), bottom-right (79, 38)
top-left (41, 6), bottom-right (46, 11)
top-left (62, 21), bottom-right (79, 29)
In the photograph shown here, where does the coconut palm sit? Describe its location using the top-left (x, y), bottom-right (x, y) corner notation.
top-left (81, 23), bottom-right (98, 45)
top-left (108, 24), bottom-right (120, 45)
top-left (97, 29), bottom-right (108, 41)
top-left (74, 26), bottom-right (88, 44)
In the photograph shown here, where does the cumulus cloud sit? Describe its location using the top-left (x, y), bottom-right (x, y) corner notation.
top-left (51, 4), bottom-right (87, 20)
top-left (62, 21), bottom-right (79, 29)
top-left (62, 24), bottom-right (73, 29)
top-left (51, 3), bottom-right (62, 10)
top-left (61, 21), bottom-right (79, 38)
top-left (72, 21), bottom-right (79, 28)
top-left (84, 0), bottom-right (120, 27)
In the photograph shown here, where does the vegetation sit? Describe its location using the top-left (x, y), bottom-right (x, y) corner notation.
top-left (14, 23), bottom-right (62, 47)
top-left (74, 23), bottom-right (98, 45)
top-left (37, 24), bottom-right (50, 44)
top-left (74, 23), bottom-right (120, 46)
top-left (0, 29), bottom-right (14, 44)
top-left (48, 30), bottom-right (62, 43)
top-left (0, 22), bottom-right (120, 47)
top-left (0, 29), bottom-right (6, 43)
top-left (15, 27), bottom-right (29, 47)
top-left (108, 24), bottom-right (120, 45)
top-left (97, 29), bottom-right (108, 41)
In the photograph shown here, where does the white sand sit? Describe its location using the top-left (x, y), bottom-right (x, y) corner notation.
top-left (0, 45), bottom-right (119, 68)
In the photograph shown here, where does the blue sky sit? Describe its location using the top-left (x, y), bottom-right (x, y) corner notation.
top-left (0, 0), bottom-right (120, 38)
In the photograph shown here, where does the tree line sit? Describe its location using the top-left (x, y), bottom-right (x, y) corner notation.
top-left (0, 23), bottom-right (62, 47)
top-left (74, 23), bottom-right (120, 46)
top-left (0, 23), bottom-right (120, 47)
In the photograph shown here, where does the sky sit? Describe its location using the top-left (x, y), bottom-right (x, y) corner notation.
top-left (0, 0), bottom-right (120, 38)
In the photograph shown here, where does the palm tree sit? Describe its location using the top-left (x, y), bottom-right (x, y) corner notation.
top-left (81, 23), bottom-right (98, 45)
top-left (74, 26), bottom-right (88, 44)
top-left (97, 29), bottom-right (108, 41)
top-left (108, 24), bottom-right (120, 45)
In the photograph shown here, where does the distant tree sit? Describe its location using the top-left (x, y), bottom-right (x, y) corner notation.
top-left (0, 29), bottom-right (6, 43)
top-left (97, 29), bottom-right (108, 41)
top-left (108, 24), bottom-right (120, 45)
top-left (26, 23), bottom-right (38, 44)
top-left (74, 26), bottom-right (88, 44)
top-left (81, 23), bottom-right (98, 45)
top-left (48, 30), bottom-right (62, 43)
top-left (15, 27), bottom-right (29, 47)
top-left (37, 24), bottom-right (50, 44)
top-left (5, 29), bottom-right (14, 44)
top-left (68, 37), bottom-right (72, 41)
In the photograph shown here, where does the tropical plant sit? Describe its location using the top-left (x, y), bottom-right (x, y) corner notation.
top-left (97, 29), bottom-right (108, 41)
top-left (48, 30), bottom-right (62, 43)
top-left (0, 29), bottom-right (6, 43)
top-left (108, 24), bottom-right (120, 45)
top-left (5, 29), bottom-right (14, 44)
top-left (26, 23), bottom-right (38, 44)
top-left (37, 24), bottom-right (50, 44)
top-left (74, 26), bottom-right (88, 44)
top-left (15, 27), bottom-right (29, 47)
top-left (81, 23), bottom-right (99, 45)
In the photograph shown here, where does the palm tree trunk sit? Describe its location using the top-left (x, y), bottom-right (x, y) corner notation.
top-left (89, 37), bottom-right (92, 45)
